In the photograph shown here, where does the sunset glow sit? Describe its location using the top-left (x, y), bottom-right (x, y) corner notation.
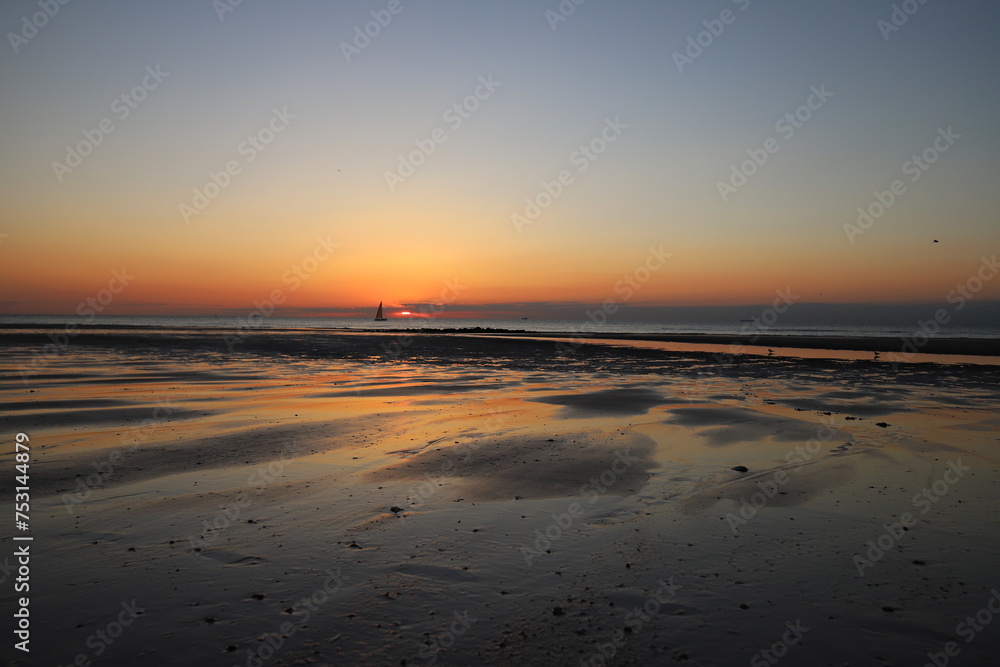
top-left (4, 4), bottom-right (1000, 665)
top-left (1, 2), bottom-right (997, 319)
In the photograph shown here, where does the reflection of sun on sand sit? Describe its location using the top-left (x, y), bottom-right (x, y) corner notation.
top-left (1, 328), bottom-right (999, 665)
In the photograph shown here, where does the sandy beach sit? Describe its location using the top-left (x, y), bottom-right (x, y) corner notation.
top-left (2, 328), bottom-right (999, 666)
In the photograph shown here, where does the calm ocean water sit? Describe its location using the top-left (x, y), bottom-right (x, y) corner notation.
top-left (1, 314), bottom-right (998, 339)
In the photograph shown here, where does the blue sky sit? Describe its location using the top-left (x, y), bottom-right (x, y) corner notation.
top-left (1, 0), bottom-right (998, 315)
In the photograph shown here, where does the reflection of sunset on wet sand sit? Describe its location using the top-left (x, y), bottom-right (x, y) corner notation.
top-left (2, 329), bottom-right (999, 664)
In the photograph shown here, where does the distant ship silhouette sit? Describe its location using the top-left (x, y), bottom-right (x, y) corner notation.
top-left (374, 302), bottom-right (387, 321)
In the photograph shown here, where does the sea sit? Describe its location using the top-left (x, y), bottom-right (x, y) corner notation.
top-left (1, 314), bottom-right (998, 340)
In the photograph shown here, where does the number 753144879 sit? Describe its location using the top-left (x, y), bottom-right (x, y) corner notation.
top-left (15, 432), bottom-right (30, 530)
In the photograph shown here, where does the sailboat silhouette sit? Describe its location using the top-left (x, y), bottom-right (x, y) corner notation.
top-left (374, 302), bottom-right (387, 321)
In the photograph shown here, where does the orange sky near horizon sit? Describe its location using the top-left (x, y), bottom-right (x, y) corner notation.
top-left (3, 224), bottom-right (994, 316)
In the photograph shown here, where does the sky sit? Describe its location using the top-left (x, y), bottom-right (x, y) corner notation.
top-left (1, 0), bottom-right (998, 320)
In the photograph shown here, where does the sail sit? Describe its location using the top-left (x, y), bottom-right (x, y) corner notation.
top-left (374, 302), bottom-right (386, 321)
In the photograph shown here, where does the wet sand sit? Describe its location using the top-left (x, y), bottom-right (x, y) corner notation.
top-left (1, 329), bottom-right (999, 666)
top-left (470, 330), bottom-right (1000, 357)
